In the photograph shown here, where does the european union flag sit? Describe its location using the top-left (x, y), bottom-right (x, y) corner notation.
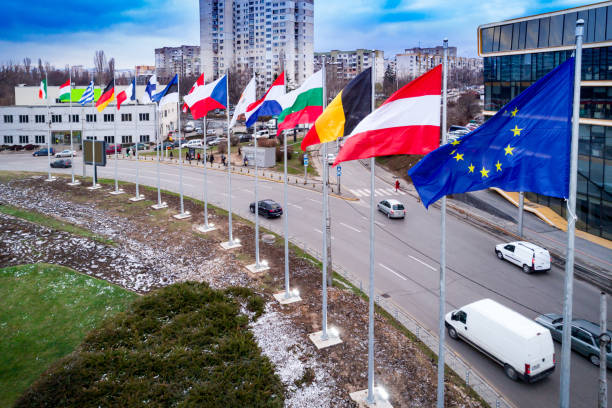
top-left (409, 57), bottom-right (575, 208)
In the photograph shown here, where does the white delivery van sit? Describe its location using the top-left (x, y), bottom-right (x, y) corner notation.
top-left (446, 299), bottom-right (555, 382)
top-left (495, 241), bottom-right (551, 273)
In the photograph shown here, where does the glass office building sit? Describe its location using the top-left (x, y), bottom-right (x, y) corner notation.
top-left (478, 2), bottom-right (612, 239)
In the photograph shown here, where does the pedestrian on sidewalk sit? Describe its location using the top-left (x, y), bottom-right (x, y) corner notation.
top-left (197, 153), bottom-right (201, 161)
top-left (244, 156), bottom-right (248, 167)
top-left (209, 153), bottom-right (214, 165)
top-left (187, 151), bottom-right (191, 164)
top-left (170, 151), bottom-right (173, 159)
top-left (238, 146), bottom-right (242, 156)
top-left (221, 154), bottom-right (226, 167)
top-left (395, 179), bottom-right (400, 192)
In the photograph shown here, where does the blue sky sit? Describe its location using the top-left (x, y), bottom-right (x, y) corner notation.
top-left (0, 0), bottom-right (594, 69)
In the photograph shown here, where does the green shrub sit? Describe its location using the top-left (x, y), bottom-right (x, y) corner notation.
top-left (15, 282), bottom-right (284, 408)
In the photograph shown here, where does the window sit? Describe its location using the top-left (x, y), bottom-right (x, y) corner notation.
top-left (499, 24), bottom-right (513, 51)
top-left (104, 136), bottom-right (114, 143)
top-left (549, 14), bottom-right (564, 46)
top-left (563, 12), bottom-right (577, 45)
top-left (51, 114), bottom-right (62, 123)
top-left (121, 135), bottom-right (132, 143)
top-left (3, 135), bottom-right (13, 143)
top-left (504, 244), bottom-right (515, 252)
top-left (595, 7), bottom-right (607, 42)
top-left (121, 113), bottom-right (132, 122)
top-left (526, 19), bottom-right (539, 48)
top-left (70, 114), bottom-right (79, 123)
top-left (104, 114), bottom-right (114, 122)
top-left (453, 311), bottom-right (467, 324)
top-left (35, 135), bottom-right (45, 144)
top-left (19, 115), bottom-right (29, 123)
top-left (139, 134), bottom-right (150, 143)
top-left (35, 115), bottom-right (45, 123)
top-left (19, 135), bottom-right (28, 144)
top-left (86, 114), bottom-right (97, 122)
top-left (4, 115), bottom-right (13, 123)
top-left (571, 327), bottom-right (594, 345)
top-left (538, 17), bottom-right (550, 47)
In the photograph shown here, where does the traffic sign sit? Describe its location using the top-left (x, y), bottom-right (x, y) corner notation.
top-left (303, 154), bottom-right (308, 166)
top-left (336, 165), bottom-right (341, 177)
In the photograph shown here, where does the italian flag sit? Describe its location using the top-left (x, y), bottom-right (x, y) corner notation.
top-left (277, 70), bottom-right (323, 135)
top-left (38, 78), bottom-right (47, 100)
top-left (58, 79), bottom-right (71, 102)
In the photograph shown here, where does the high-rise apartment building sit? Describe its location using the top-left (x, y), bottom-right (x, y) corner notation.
top-left (313, 49), bottom-right (384, 83)
top-left (199, 0), bottom-right (314, 88)
top-left (395, 47), bottom-right (482, 79)
top-left (154, 46), bottom-right (201, 81)
top-left (478, 2), bottom-right (612, 239)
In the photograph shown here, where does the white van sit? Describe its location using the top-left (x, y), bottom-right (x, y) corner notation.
top-left (446, 299), bottom-right (555, 382)
top-left (495, 241), bottom-right (551, 273)
top-left (181, 139), bottom-right (203, 149)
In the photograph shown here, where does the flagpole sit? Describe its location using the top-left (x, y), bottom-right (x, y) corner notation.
top-left (111, 71), bottom-right (123, 194)
top-left (560, 19), bottom-right (584, 408)
top-left (282, 71), bottom-right (293, 298)
top-left (436, 38), bottom-right (449, 408)
top-left (320, 57), bottom-right (330, 341)
top-left (68, 65), bottom-right (78, 185)
top-left (518, 191), bottom-right (524, 236)
top-left (366, 54), bottom-right (377, 405)
top-left (132, 79), bottom-right (144, 201)
top-left (177, 74), bottom-right (188, 217)
top-left (45, 71), bottom-right (53, 181)
top-left (222, 68), bottom-right (239, 248)
top-left (154, 101), bottom-right (164, 208)
top-left (92, 78), bottom-right (98, 187)
top-left (254, 89), bottom-right (261, 267)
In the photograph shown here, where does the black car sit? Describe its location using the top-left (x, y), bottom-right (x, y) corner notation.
top-left (50, 158), bottom-right (72, 168)
top-left (249, 199), bottom-right (283, 218)
top-left (236, 132), bottom-right (252, 142)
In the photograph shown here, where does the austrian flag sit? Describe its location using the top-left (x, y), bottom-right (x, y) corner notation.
top-left (334, 65), bottom-right (442, 166)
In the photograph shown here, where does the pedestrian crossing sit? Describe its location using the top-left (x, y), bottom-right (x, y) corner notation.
top-left (348, 187), bottom-right (406, 197)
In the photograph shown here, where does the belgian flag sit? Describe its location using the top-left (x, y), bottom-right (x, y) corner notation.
top-left (301, 67), bottom-right (372, 150)
top-left (96, 80), bottom-right (115, 112)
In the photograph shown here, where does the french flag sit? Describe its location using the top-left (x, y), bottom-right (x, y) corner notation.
top-left (183, 75), bottom-right (227, 120)
top-left (245, 72), bottom-right (285, 128)
top-left (183, 73), bottom-right (205, 113)
top-left (116, 78), bottom-right (136, 110)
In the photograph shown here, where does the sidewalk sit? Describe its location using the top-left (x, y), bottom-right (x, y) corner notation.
top-left (369, 160), bottom-right (612, 293)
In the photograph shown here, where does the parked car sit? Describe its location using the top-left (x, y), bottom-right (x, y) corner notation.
top-left (449, 125), bottom-right (470, 132)
top-left (133, 143), bottom-right (147, 151)
top-left (206, 128), bottom-right (216, 135)
top-left (495, 241), bottom-right (551, 273)
top-left (377, 199), bottom-right (406, 219)
top-left (326, 153), bottom-right (336, 165)
top-left (207, 136), bottom-right (220, 146)
top-left (50, 158), bottom-right (72, 168)
top-left (254, 129), bottom-right (269, 139)
top-left (184, 121), bottom-right (195, 132)
top-left (55, 149), bottom-right (77, 158)
top-left (105, 144), bottom-right (122, 154)
top-left (33, 147), bottom-right (55, 156)
top-left (249, 199), bottom-right (283, 218)
top-left (236, 132), bottom-right (252, 143)
top-left (535, 314), bottom-right (612, 368)
top-left (194, 127), bottom-right (203, 135)
top-left (23, 144), bottom-right (37, 151)
top-left (181, 139), bottom-right (203, 149)
top-left (446, 299), bottom-right (555, 382)
top-left (154, 142), bottom-right (173, 151)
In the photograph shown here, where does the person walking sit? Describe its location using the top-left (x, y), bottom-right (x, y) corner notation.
top-left (187, 151), bottom-right (191, 164)
top-left (395, 179), bottom-right (400, 192)
top-left (243, 156), bottom-right (248, 167)
top-left (221, 154), bottom-right (226, 167)
top-left (209, 153), bottom-right (214, 166)
top-left (197, 153), bottom-right (201, 162)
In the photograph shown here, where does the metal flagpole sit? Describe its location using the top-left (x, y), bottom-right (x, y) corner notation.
top-left (599, 292), bottom-right (608, 408)
top-left (81, 106), bottom-right (85, 177)
top-left (436, 38), bottom-right (449, 408)
top-left (197, 112), bottom-right (215, 231)
top-left (518, 192), bottom-right (524, 236)
top-left (176, 73), bottom-right (188, 217)
top-left (366, 53), bottom-right (377, 405)
top-left (92, 78), bottom-right (98, 187)
top-left (254, 115), bottom-right (261, 266)
top-left (45, 71), bottom-right (53, 181)
top-left (560, 19), bottom-right (584, 408)
top-left (320, 57), bottom-right (329, 341)
top-left (282, 74), bottom-right (292, 297)
top-left (222, 69), bottom-right (239, 248)
top-left (152, 100), bottom-right (166, 209)
top-left (68, 66), bottom-right (78, 185)
top-left (131, 80), bottom-right (144, 202)
top-left (111, 72), bottom-right (123, 194)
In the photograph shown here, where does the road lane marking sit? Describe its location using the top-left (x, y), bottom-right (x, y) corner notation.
top-left (340, 222), bottom-right (360, 233)
top-left (290, 203), bottom-right (303, 210)
top-left (314, 228), bottom-right (323, 234)
top-left (409, 255), bottom-right (436, 271)
top-left (375, 221), bottom-right (384, 227)
top-left (379, 263), bottom-right (407, 281)
top-left (308, 198), bottom-right (319, 203)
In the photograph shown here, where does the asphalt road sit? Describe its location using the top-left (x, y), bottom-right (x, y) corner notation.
top-left (2, 152), bottom-right (610, 408)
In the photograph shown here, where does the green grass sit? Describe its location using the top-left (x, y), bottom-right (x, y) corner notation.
top-left (15, 282), bottom-right (283, 408)
top-left (0, 203), bottom-right (115, 246)
top-left (0, 264), bottom-right (137, 407)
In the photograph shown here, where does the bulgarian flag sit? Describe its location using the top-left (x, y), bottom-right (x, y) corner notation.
top-left (38, 78), bottom-right (47, 99)
top-left (58, 79), bottom-right (71, 102)
top-left (277, 70), bottom-right (323, 136)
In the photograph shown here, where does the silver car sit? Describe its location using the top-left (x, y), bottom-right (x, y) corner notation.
top-left (377, 199), bottom-right (406, 219)
top-left (535, 313), bottom-right (612, 368)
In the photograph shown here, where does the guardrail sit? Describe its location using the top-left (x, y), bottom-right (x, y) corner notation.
top-left (249, 215), bottom-right (513, 408)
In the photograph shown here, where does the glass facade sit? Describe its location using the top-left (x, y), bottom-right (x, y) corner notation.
top-left (480, 5), bottom-right (612, 239)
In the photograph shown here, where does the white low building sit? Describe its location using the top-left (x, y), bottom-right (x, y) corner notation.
top-left (0, 104), bottom-right (158, 147)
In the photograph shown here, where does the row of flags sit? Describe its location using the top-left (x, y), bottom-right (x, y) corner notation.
top-left (37, 58), bottom-right (574, 206)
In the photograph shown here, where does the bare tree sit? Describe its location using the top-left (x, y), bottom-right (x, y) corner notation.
top-left (107, 57), bottom-right (115, 82)
top-left (227, 65), bottom-right (251, 106)
top-left (23, 58), bottom-right (31, 75)
top-left (94, 50), bottom-right (106, 83)
top-left (37, 58), bottom-right (44, 79)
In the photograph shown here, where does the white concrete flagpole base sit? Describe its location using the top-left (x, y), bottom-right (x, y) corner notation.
top-left (129, 194), bottom-right (145, 202)
top-left (308, 330), bottom-right (342, 349)
top-left (173, 211), bottom-right (192, 220)
top-left (151, 202), bottom-right (168, 210)
top-left (45, 176), bottom-right (57, 182)
top-left (220, 240), bottom-right (242, 250)
top-left (273, 291), bottom-right (302, 305)
top-left (246, 263), bottom-right (270, 274)
top-left (196, 224), bottom-right (217, 233)
top-left (67, 180), bottom-right (81, 186)
top-left (109, 189), bottom-right (125, 195)
top-left (87, 184), bottom-right (102, 190)
top-left (349, 389), bottom-right (393, 408)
